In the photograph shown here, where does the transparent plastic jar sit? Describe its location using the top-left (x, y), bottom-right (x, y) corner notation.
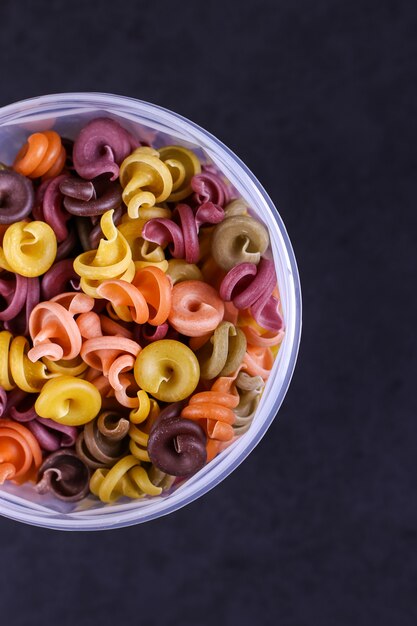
top-left (0, 93), bottom-right (301, 530)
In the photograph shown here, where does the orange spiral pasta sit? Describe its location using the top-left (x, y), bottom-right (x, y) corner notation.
top-left (13, 131), bottom-right (66, 179)
top-left (0, 419), bottom-right (42, 484)
top-left (181, 375), bottom-right (239, 443)
top-left (77, 311), bottom-right (141, 379)
top-left (243, 345), bottom-right (275, 379)
top-left (96, 266), bottom-right (172, 326)
top-left (168, 280), bottom-right (224, 337)
top-left (28, 293), bottom-right (94, 362)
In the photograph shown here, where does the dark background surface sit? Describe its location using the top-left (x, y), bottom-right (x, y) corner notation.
top-left (0, 0), bottom-right (416, 624)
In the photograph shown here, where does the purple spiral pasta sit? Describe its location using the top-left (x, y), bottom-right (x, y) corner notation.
top-left (60, 176), bottom-right (122, 217)
top-left (0, 169), bottom-right (34, 224)
top-left (191, 167), bottom-right (234, 208)
top-left (142, 217), bottom-right (185, 259)
top-left (220, 258), bottom-right (283, 332)
top-left (0, 273), bottom-right (28, 322)
top-left (33, 174), bottom-right (71, 242)
top-left (143, 203), bottom-right (216, 264)
top-left (73, 118), bottom-right (138, 181)
top-left (174, 204), bottom-right (199, 263)
top-left (2, 276), bottom-right (39, 337)
top-left (41, 259), bottom-right (80, 300)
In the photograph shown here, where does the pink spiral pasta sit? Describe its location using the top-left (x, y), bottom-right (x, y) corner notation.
top-left (220, 258), bottom-right (283, 332)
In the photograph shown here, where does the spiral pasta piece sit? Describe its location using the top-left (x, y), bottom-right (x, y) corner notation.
top-left (0, 331), bottom-right (57, 392)
top-left (13, 131), bottom-right (66, 179)
top-left (0, 220), bottom-right (57, 277)
top-left (211, 215), bottom-right (269, 270)
top-left (220, 258), bottom-right (283, 332)
top-left (97, 266), bottom-right (171, 326)
top-left (60, 176), bottom-right (122, 217)
top-left (158, 145), bottom-right (201, 202)
top-left (195, 321), bottom-right (247, 379)
top-left (73, 117), bottom-right (137, 180)
top-left (181, 376), bottom-right (239, 442)
top-left (191, 167), bottom-right (234, 209)
top-left (0, 273), bottom-right (34, 333)
top-left (147, 415), bottom-right (207, 476)
top-left (128, 422), bottom-right (150, 462)
top-left (243, 345), bottom-right (274, 380)
top-left (90, 455), bottom-right (162, 502)
top-left (134, 340), bottom-right (200, 402)
top-left (35, 375), bottom-right (102, 426)
top-left (34, 174), bottom-right (71, 242)
top-left (36, 450), bottom-right (90, 502)
top-left (76, 411), bottom-right (129, 469)
top-left (119, 147), bottom-right (173, 219)
top-left (233, 371), bottom-right (264, 435)
top-left (0, 169), bottom-right (34, 224)
top-left (28, 293), bottom-right (94, 362)
top-left (168, 280), bottom-right (224, 337)
top-left (0, 419), bottom-right (42, 484)
top-left (77, 309), bottom-right (140, 382)
top-left (73, 209), bottom-right (135, 297)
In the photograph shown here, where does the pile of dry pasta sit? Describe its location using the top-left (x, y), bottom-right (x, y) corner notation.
top-left (0, 117), bottom-right (284, 505)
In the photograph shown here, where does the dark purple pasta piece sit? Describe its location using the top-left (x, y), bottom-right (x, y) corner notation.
top-left (41, 174), bottom-right (72, 241)
top-left (148, 416), bottom-right (207, 476)
top-left (6, 389), bottom-right (38, 422)
top-left (0, 169), bottom-right (34, 224)
top-left (73, 118), bottom-right (138, 181)
top-left (41, 259), bottom-right (80, 300)
top-left (4, 276), bottom-right (39, 337)
top-left (36, 449), bottom-right (90, 502)
top-left (60, 176), bottom-right (122, 217)
top-left (0, 273), bottom-right (27, 322)
top-left (56, 227), bottom-right (78, 261)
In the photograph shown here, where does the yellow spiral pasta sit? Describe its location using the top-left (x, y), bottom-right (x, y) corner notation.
top-left (119, 147), bottom-right (173, 219)
top-left (90, 455), bottom-right (162, 502)
top-left (158, 145), bottom-right (201, 202)
top-left (0, 220), bottom-right (57, 276)
top-left (128, 391), bottom-right (160, 462)
top-left (35, 375), bottom-right (102, 426)
top-left (0, 331), bottom-right (57, 392)
top-left (74, 210), bottom-right (135, 297)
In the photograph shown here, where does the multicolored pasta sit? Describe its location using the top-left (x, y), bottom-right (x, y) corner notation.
top-left (0, 116), bottom-right (285, 508)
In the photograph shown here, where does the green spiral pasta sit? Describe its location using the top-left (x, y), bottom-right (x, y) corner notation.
top-left (196, 321), bottom-right (247, 379)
